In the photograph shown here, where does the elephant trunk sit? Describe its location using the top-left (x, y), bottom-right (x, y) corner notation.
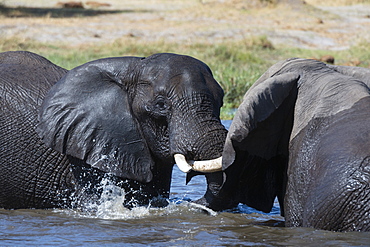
top-left (170, 94), bottom-right (227, 173)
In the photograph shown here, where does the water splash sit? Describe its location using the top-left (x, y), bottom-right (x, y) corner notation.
top-left (55, 176), bottom-right (217, 220)
top-left (55, 201), bottom-right (217, 221)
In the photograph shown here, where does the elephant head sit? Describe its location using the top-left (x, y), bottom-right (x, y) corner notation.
top-left (206, 58), bottom-right (370, 231)
top-left (36, 53), bottom-right (227, 207)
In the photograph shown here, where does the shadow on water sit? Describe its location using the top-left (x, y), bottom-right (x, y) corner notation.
top-left (0, 5), bottom-right (142, 18)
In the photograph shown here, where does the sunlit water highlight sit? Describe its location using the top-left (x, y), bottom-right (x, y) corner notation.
top-left (1, 121), bottom-right (370, 246)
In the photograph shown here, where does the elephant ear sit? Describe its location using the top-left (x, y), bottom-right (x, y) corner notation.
top-left (222, 71), bottom-right (300, 213)
top-left (327, 64), bottom-right (370, 88)
top-left (37, 57), bottom-right (155, 183)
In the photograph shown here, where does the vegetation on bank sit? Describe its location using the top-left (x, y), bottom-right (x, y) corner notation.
top-left (0, 36), bottom-right (369, 119)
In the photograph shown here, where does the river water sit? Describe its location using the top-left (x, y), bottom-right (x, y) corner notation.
top-left (1, 121), bottom-right (370, 246)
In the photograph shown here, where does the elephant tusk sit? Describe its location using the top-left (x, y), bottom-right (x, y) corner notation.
top-left (174, 154), bottom-right (222, 173)
top-left (189, 156), bottom-right (223, 173)
top-left (174, 154), bottom-right (193, 173)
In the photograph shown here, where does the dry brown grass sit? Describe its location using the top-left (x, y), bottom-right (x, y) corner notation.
top-left (1, 0), bottom-right (369, 50)
top-left (4, 0), bottom-right (368, 10)
top-left (305, 0), bottom-right (370, 5)
top-left (1, 0), bottom-right (198, 10)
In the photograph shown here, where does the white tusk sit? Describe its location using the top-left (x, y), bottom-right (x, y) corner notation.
top-left (174, 154), bottom-right (193, 173)
top-left (189, 156), bottom-right (222, 173)
top-left (174, 154), bottom-right (223, 173)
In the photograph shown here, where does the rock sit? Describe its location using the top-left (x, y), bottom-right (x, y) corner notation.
top-left (86, 1), bottom-right (112, 8)
top-left (320, 55), bottom-right (335, 64)
top-left (56, 1), bottom-right (84, 9)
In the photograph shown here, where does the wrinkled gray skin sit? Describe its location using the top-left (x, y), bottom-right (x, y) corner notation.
top-left (0, 51), bottom-right (227, 210)
top-left (206, 58), bottom-right (370, 232)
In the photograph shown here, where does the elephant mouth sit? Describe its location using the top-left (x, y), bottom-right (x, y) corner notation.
top-left (174, 154), bottom-right (222, 173)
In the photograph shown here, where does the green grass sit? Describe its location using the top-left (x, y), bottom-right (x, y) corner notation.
top-left (1, 36), bottom-right (369, 119)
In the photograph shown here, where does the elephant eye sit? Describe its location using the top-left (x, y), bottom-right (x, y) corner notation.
top-left (155, 100), bottom-right (166, 109)
top-left (154, 97), bottom-right (169, 111)
top-left (147, 96), bottom-right (170, 119)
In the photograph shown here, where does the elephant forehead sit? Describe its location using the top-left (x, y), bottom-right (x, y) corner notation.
top-left (141, 53), bottom-right (209, 80)
top-left (140, 66), bottom-right (209, 90)
top-left (138, 54), bottom-right (220, 100)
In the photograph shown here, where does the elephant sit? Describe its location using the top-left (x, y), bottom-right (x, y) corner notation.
top-left (0, 51), bottom-right (227, 210)
top-left (204, 58), bottom-right (370, 232)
